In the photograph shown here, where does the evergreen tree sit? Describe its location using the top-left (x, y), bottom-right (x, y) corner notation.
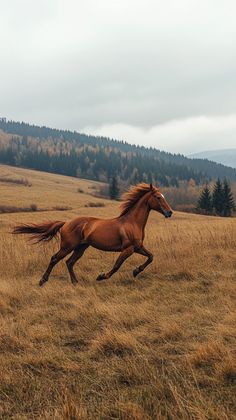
top-left (109, 176), bottom-right (119, 200)
top-left (222, 178), bottom-right (235, 217)
top-left (197, 184), bottom-right (212, 214)
top-left (212, 178), bottom-right (224, 215)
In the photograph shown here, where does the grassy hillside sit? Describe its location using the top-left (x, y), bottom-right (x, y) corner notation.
top-left (0, 164), bottom-right (106, 211)
top-left (1, 166), bottom-right (236, 419)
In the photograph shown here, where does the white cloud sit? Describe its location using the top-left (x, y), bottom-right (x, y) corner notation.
top-left (83, 114), bottom-right (236, 154)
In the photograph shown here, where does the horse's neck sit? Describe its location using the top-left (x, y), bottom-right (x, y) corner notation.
top-left (125, 196), bottom-right (150, 229)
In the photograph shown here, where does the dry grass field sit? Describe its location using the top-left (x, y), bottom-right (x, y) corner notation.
top-left (1, 164), bottom-right (236, 419)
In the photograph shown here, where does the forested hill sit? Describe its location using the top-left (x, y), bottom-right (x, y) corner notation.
top-left (0, 118), bottom-right (236, 185)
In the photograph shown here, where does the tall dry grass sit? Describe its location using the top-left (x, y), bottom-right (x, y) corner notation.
top-left (0, 165), bottom-right (236, 419)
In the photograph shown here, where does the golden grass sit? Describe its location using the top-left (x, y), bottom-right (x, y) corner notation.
top-left (1, 164), bottom-right (236, 419)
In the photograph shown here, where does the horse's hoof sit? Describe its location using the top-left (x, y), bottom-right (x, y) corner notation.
top-left (96, 273), bottom-right (106, 281)
top-left (39, 278), bottom-right (46, 287)
top-left (71, 278), bottom-right (78, 285)
top-left (71, 280), bottom-right (78, 286)
top-left (133, 268), bottom-right (140, 278)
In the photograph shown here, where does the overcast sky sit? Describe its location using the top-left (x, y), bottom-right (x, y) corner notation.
top-left (1, 0), bottom-right (236, 154)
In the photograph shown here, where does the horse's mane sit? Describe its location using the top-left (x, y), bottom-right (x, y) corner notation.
top-left (119, 183), bottom-right (156, 217)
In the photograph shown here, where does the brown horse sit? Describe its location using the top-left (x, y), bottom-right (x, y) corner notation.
top-left (13, 183), bottom-right (172, 286)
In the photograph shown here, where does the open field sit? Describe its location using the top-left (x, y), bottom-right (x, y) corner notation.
top-left (1, 165), bottom-right (236, 419)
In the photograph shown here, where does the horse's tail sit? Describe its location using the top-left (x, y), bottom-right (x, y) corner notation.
top-left (12, 221), bottom-right (65, 243)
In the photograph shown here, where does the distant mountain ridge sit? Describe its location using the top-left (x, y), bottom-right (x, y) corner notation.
top-left (189, 149), bottom-right (236, 169)
top-left (0, 118), bottom-right (236, 183)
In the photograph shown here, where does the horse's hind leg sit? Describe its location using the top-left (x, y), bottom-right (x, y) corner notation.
top-left (39, 248), bottom-right (72, 286)
top-left (66, 244), bottom-right (89, 284)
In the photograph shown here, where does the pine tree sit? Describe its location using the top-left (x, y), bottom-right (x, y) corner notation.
top-left (222, 178), bottom-right (235, 217)
top-left (212, 178), bottom-right (224, 215)
top-left (197, 185), bottom-right (212, 214)
top-left (109, 176), bottom-right (119, 200)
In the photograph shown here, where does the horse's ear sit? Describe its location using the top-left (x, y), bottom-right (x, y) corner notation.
top-left (150, 183), bottom-right (153, 190)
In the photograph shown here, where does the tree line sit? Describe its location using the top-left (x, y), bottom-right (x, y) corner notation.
top-left (0, 135), bottom-right (203, 187)
top-left (198, 179), bottom-right (235, 217)
top-left (1, 118), bottom-right (236, 182)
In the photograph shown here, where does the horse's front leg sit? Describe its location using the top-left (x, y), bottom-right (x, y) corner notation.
top-left (96, 246), bottom-right (134, 281)
top-left (133, 245), bottom-right (153, 277)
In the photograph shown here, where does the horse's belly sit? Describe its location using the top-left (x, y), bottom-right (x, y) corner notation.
top-left (86, 235), bottom-right (122, 252)
top-left (91, 242), bottom-right (121, 252)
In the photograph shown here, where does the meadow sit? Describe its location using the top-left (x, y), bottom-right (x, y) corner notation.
top-left (0, 164), bottom-right (236, 419)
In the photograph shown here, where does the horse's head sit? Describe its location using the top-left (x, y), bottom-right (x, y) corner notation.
top-left (148, 184), bottom-right (173, 218)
